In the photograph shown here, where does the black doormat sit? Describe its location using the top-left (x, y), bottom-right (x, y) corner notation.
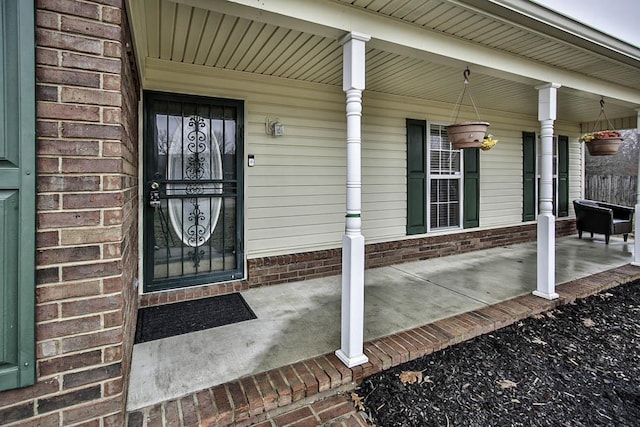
top-left (134, 293), bottom-right (257, 344)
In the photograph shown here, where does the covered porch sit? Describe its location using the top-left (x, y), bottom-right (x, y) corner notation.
top-left (127, 234), bottom-right (635, 412)
top-left (122, 0), bottom-right (640, 421)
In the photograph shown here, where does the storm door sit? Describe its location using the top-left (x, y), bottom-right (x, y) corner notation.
top-left (143, 92), bottom-right (244, 292)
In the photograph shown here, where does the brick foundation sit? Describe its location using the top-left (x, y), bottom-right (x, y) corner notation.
top-left (139, 219), bottom-right (576, 307)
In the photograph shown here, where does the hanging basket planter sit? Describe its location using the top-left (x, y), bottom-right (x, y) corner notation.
top-left (584, 133), bottom-right (623, 156)
top-left (446, 68), bottom-right (492, 150)
top-left (581, 99), bottom-right (624, 156)
top-left (446, 121), bottom-right (489, 149)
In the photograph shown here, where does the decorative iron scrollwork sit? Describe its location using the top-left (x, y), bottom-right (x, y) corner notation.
top-left (164, 112), bottom-right (223, 271)
top-left (184, 116), bottom-right (208, 266)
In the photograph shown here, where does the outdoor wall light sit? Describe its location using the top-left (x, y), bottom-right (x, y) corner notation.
top-left (265, 117), bottom-right (285, 136)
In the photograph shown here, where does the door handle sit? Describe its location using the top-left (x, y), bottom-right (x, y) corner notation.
top-left (149, 181), bottom-right (161, 209)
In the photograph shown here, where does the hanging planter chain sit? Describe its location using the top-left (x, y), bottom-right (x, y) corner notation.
top-left (446, 67), bottom-right (490, 149)
top-left (589, 97), bottom-right (617, 134)
top-left (449, 68), bottom-right (483, 124)
top-left (583, 97), bottom-right (623, 156)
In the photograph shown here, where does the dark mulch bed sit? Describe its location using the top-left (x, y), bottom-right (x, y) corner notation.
top-left (358, 280), bottom-right (640, 426)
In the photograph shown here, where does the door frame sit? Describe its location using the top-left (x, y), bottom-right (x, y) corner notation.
top-left (141, 90), bottom-right (245, 293)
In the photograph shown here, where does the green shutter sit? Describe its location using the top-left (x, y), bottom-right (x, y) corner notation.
top-left (0, 0), bottom-right (36, 391)
top-left (463, 148), bottom-right (479, 228)
top-left (406, 119), bottom-right (427, 235)
top-left (522, 132), bottom-right (536, 221)
top-left (557, 135), bottom-right (569, 217)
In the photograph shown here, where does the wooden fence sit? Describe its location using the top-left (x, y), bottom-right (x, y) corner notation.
top-left (585, 175), bottom-right (637, 206)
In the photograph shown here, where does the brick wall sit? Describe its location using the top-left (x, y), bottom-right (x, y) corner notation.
top-left (139, 219), bottom-right (577, 307)
top-left (0, 1), bottom-right (140, 425)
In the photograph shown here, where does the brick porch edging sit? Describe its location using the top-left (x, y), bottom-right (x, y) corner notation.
top-left (126, 263), bottom-right (639, 426)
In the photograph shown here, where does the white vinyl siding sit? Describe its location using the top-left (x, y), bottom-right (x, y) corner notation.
top-left (145, 60), bottom-right (583, 258)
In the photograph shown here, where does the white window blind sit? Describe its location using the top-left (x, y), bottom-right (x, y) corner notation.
top-left (428, 124), bottom-right (461, 229)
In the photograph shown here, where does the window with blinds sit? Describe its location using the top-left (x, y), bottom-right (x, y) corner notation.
top-left (428, 124), bottom-right (462, 230)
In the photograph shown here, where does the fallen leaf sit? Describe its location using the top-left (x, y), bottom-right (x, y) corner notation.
top-left (582, 318), bottom-right (596, 327)
top-left (351, 392), bottom-right (365, 411)
top-left (497, 379), bottom-right (518, 389)
top-left (532, 337), bottom-right (547, 346)
top-left (399, 370), bottom-right (423, 384)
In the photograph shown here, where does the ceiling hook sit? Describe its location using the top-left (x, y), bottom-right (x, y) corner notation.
top-left (463, 67), bottom-right (470, 84)
top-left (600, 97), bottom-right (605, 111)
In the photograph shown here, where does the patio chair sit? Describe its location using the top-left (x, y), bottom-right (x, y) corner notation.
top-left (573, 199), bottom-right (634, 244)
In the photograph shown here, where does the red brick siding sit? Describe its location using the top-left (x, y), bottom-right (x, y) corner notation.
top-left (0, 1), bottom-right (139, 425)
top-left (139, 220), bottom-right (576, 307)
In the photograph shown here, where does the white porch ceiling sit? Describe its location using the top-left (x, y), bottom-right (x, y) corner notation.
top-left (129, 0), bottom-right (640, 124)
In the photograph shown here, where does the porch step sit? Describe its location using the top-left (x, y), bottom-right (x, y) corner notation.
top-left (126, 264), bottom-right (640, 426)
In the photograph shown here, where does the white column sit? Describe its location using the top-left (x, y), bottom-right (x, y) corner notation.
top-left (534, 83), bottom-right (561, 300)
top-left (633, 109), bottom-right (640, 265)
top-left (335, 32), bottom-right (370, 368)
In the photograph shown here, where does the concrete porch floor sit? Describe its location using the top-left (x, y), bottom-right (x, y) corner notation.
top-left (126, 235), bottom-right (635, 412)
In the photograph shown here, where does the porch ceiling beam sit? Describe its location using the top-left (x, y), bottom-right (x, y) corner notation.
top-left (174, 0), bottom-right (640, 106)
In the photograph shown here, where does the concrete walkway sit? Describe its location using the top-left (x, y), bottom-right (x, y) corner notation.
top-left (126, 235), bottom-right (637, 424)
